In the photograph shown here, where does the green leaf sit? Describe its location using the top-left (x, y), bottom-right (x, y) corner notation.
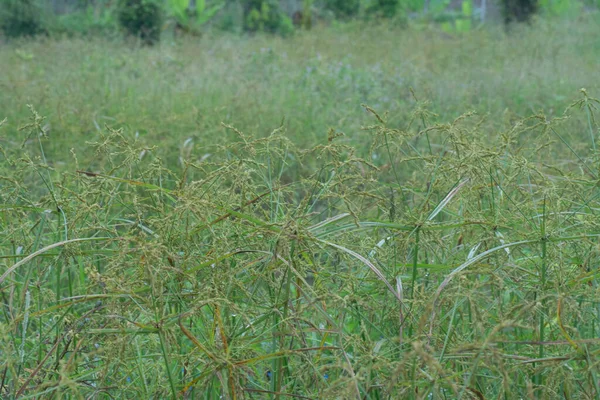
top-left (455, 18), bottom-right (471, 32)
top-left (168, 0), bottom-right (190, 24)
top-left (169, 0), bottom-right (190, 14)
top-left (441, 21), bottom-right (453, 33)
top-left (461, 0), bottom-right (472, 17)
top-left (197, 3), bottom-right (224, 26)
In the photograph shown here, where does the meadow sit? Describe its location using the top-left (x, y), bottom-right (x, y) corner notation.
top-left (1, 13), bottom-right (600, 399)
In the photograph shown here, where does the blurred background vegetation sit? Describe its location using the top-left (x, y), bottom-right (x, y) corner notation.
top-left (1, 0), bottom-right (597, 43)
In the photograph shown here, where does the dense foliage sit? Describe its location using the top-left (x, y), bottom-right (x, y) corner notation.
top-left (0, 0), bottom-right (45, 38)
top-left (1, 0), bottom-right (591, 41)
top-left (370, 0), bottom-right (400, 17)
top-left (324, 0), bottom-right (361, 18)
top-left (117, 0), bottom-right (163, 44)
top-left (502, 0), bottom-right (539, 22)
top-left (243, 0), bottom-right (293, 34)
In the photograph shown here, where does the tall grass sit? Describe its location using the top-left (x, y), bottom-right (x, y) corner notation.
top-left (1, 14), bottom-right (600, 399)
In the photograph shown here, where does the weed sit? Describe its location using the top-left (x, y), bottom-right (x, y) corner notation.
top-left (1, 16), bottom-right (600, 399)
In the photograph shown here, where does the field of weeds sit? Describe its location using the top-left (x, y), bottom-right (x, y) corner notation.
top-left (2, 15), bottom-right (600, 399)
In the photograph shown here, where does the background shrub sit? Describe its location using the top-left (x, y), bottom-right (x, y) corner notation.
top-left (324, 0), bottom-right (360, 19)
top-left (48, 5), bottom-right (118, 37)
top-left (539, 0), bottom-right (582, 16)
top-left (371, 0), bottom-right (400, 17)
top-left (215, 1), bottom-right (244, 33)
top-left (502, 0), bottom-right (539, 23)
top-left (117, 0), bottom-right (163, 44)
top-left (243, 0), bottom-right (293, 34)
top-left (0, 0), bottom-right (45, 38)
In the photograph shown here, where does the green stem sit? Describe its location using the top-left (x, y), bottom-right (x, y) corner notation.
top-left (158, 329), bottom-right (177, 400)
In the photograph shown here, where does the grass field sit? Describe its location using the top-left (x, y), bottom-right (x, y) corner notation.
top-left (2, 13), bottom-right (600, 399)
